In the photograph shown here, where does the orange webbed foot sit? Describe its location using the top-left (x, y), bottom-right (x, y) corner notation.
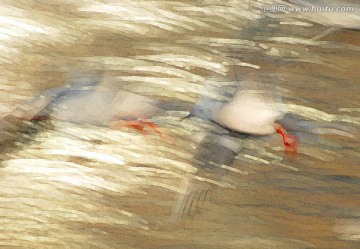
top-left (109, 116), bottom-right (163, 137)
top-left (274, 123), bottom-right (299, 153)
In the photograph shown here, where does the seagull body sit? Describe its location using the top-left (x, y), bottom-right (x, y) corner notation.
top-left (190, 90), bottom-right (283, 135)
top-left (214, 91), bottom-right (282, 135)
top-left (48, 89), bottom-right (161, 125)
top-left (189, 89), bottom-right (298, 152)
top-left (10, 72), bottom-right (164, 134)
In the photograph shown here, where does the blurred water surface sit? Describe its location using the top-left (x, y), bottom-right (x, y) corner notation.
top-left (0, 0), bottom-right (360, 248)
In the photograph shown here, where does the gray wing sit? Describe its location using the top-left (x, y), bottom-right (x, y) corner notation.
top-left (14, 71), bottom-right (103, 121)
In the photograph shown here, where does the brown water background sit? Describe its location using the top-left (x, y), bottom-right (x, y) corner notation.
top-left (0, 1), bottom-right (360, 248)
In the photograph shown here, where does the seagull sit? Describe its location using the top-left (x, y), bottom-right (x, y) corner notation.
top-left (8, 71), bottom-right (167, 136)
top-left (188, 89), bottom-right (299, 152)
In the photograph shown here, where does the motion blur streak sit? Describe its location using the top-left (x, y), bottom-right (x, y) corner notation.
top-left (0, 0), bottom-right (360, 249)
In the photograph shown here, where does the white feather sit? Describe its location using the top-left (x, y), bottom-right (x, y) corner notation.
top-left (213, 90), bottom-right (284, 135)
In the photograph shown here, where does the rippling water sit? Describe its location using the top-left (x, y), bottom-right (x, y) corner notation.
top-left (1, 1), bottom-right (359, 248)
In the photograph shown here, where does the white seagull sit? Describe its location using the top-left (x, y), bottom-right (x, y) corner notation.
top-left (188, 89), bottom-right (299, 152)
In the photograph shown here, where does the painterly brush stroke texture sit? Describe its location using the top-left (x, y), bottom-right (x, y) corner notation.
top-left (0, 0), bottom-right (360, 248)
